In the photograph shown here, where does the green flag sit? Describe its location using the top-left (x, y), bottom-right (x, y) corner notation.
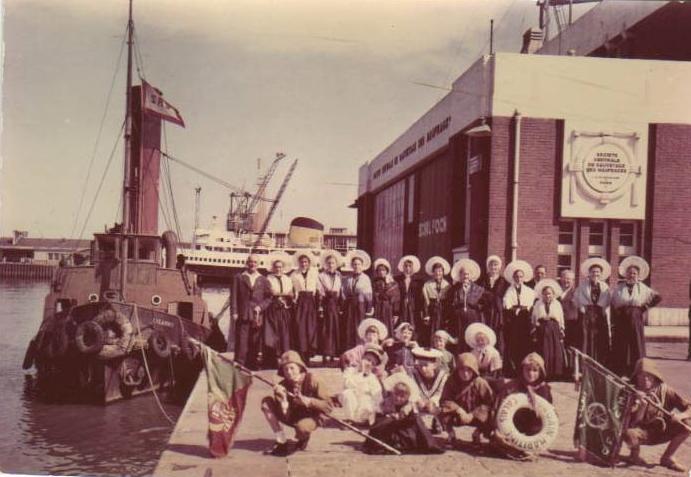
top-left (574, 356), bottom-right (633, 465)
top-left (201, 345), bottom-right (252, 457)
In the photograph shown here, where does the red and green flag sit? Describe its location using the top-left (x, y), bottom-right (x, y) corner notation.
top-left (201, 345), bottom-right (252, 457)
top-left (573, 355), bottom-right (633, 465)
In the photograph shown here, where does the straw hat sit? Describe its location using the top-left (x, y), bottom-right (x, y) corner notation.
top-left (383, 372), bottom-right (420, 401)
top-left (373, 257), bottom-right (393, 274)
top-left (425, 256), bottom-right (451, 276)
top-left (451, 258), bottom-right (481, 282)
top-left (580, 257), bottom-right (611, 280)
top-left (346, 249), bottom-right (371, 271)
top-left (504, 259), bottom-right (533, 283)
top-left (357, 318), bottom-right (388, 341)
top-left (534, 278), bottom-right (564, 298)
top-left (464, 322), bottom-right (496, 349)
top-left (411, 347), bottom-right (443, 362)
top-left (398, 255), bottom-right (421, 274)
top-left (319, 249), bottom-right (343, 269)
top-left (619, 255), bottom-right (650, 281)
top-left (486, 254), bottom-right (503, 270)
top-left (269, 252), bottom-right (294, 271)
top-left (277, 350), bottom-right (307, 376)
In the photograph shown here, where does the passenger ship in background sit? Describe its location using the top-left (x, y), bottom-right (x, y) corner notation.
top-left (180, 216), bottom-right (356, 279)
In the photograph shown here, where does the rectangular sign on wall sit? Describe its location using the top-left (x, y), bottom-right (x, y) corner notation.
top-left (561, 120), bottom-right (648, 220)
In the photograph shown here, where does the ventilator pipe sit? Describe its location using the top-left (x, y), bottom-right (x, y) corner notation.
top-left (510, 111), bottom-right (522, 262)
top-left (161, 230), bottom-right (178, 269)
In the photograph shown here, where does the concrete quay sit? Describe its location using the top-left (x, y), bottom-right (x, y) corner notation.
top-left (153, 342), bottom-right (691, 477)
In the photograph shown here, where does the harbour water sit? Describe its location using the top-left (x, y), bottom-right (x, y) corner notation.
top-left (0, 279), bottom-right (230, 477)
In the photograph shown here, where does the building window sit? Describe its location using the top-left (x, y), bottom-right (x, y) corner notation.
top-left (618, 221), bottom-right (640, 275)
top-left (557, 221), bottom-right (576, 276)
top-left (588, 221), bottom-right (606, 258)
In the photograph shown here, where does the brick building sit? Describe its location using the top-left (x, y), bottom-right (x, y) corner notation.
top-left (354, 4), bottom-right (691, 319)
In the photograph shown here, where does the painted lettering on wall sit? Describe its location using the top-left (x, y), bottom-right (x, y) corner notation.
top-left (418, 216), bottom-right (447, 238)
top-left (372, 116), bottom-right (451, 182)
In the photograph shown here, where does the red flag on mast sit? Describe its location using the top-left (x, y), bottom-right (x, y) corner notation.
top-left (142, 80), bottom-right (185, 127)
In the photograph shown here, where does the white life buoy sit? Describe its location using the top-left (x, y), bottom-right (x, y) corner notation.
top-left (495, 392), bottom-right (559, 454)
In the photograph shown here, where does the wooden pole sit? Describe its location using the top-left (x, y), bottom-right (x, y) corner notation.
top-left (570, 347), bottom-right (691, 433)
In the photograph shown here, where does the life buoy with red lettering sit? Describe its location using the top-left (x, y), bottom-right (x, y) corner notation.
top-left (495, 393), bottom-right (559, 454)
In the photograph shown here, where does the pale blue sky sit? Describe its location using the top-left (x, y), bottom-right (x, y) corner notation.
top-left (0, 0), bottom-right (592, 240)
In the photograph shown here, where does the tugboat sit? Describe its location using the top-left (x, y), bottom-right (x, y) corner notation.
top-left (21, 1), bottom-right (224, 403)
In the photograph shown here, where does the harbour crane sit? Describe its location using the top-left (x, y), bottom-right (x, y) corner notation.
top-left (253, 159), bottom-right (298, 247)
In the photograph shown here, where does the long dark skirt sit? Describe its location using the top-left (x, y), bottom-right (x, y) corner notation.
top-left (418, 299), bottom-right (444, 348)
top-left (342, 297), bottom-right (366, 353)
top-left (293, 292), bottom-right (318, 359)
top-left (375, 299), bottom-right (397, 338)
top-left (564, 316), bottom-right (583, 373)
top-left (450, 307), bottom-right (483, 353)
top-left (263, 301), bottom-right (292, 365)
top-left (536, 320), bottom-right (566, 379)
top-left (504, 308), bottom-right (534, 376)
top-left (610, 306), bottom-right (646, 377)
top-left (485, 301), bottom-right (505, 357)
top-left (320, 292), bottom-right (340, 358)
top-left (363, 413), bottom-right (444, 455)
top-left (581, 305), bottom-right (610, 366)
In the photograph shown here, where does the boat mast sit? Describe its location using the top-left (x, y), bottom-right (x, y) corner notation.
top-left (120, 0), bottom-right (134, 300)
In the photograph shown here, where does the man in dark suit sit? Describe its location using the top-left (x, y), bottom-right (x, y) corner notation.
top-left (230, 254), bottom-right (271, 369)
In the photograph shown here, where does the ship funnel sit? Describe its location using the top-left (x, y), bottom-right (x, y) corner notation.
top-left (162, 230), bottom-right (178, 269)
top-left (288, 217), bottom-right (324, 248)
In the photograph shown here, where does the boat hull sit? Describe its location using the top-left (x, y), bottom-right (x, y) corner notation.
top-left (26, 301), bottom-right (220, 404)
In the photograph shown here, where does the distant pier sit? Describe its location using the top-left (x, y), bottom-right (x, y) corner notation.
top-left (0, 262), bottom-right (55, 280)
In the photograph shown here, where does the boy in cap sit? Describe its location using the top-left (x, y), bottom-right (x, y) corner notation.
top-left (339, 345), bottom-right (385, 426)
top-left (341, 318), bottom-right (389, 378)
top-left (622, 358), bottom-right (691, 472)
top-left (410, 347), bottom-right (449, 434)
top-left (439, 352), bottom-right (494, 446)
top-left (261, 350), bottom-right (332, 456)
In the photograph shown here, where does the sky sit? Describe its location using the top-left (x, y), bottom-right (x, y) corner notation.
top-left (0, 0), bottom-right (594, 241)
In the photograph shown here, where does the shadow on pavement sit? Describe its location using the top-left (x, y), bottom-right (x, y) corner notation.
top-left (232, 438), bottom-right (275, 451)
top-left (167, 443), bottom-right (211, 459)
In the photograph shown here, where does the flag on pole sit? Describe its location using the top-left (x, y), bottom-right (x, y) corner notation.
top-left (142, 81), bottom-right (185, 127)
top-left (200, 344), bottom-right (252, 457)
top-left (573, 355), bottom-right (634, 465)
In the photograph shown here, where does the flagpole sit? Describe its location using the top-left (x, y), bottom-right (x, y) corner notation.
top-left (570, 347), bottom-right (691, 433)
top-left (191, 339), bottom-right (402, 455)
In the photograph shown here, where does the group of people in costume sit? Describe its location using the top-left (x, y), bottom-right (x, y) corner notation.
top-left (235, 249), bottom-right (688, 471)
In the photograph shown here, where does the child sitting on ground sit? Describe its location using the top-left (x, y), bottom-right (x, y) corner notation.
top-left (261, 350), bottom-right (332, 456)
top-left (363, 373), bottom-right (444, 455)
top-left (432, 330), bottom-right (457, 373)
top-left (439, 352), bottom-right (495, 446)
top-left (410, 347), bottom-right (449, 433)
top-left (465, 323), bottom-right (503, 379)
top-left (339, 345), bottom-right (385, 426)
top-left (341, 318), bottom-right (389, 378)
top-left (491, 352), bottom-right (553, 461)
top-left (622, 358), bottom-right (691, 472)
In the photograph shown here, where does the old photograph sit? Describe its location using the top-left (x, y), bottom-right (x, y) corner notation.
top-left (1, 0), bottom-right (690, 476)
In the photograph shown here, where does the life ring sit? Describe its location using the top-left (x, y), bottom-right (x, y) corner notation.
top-left (74, 321), bottom-right (105, 355)
top-left (93, 308), bottom-right (134, 359)
top-left (148, 330), bottom-right (172, 359)
top-left (495, 392), bottom-right (559, 454)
